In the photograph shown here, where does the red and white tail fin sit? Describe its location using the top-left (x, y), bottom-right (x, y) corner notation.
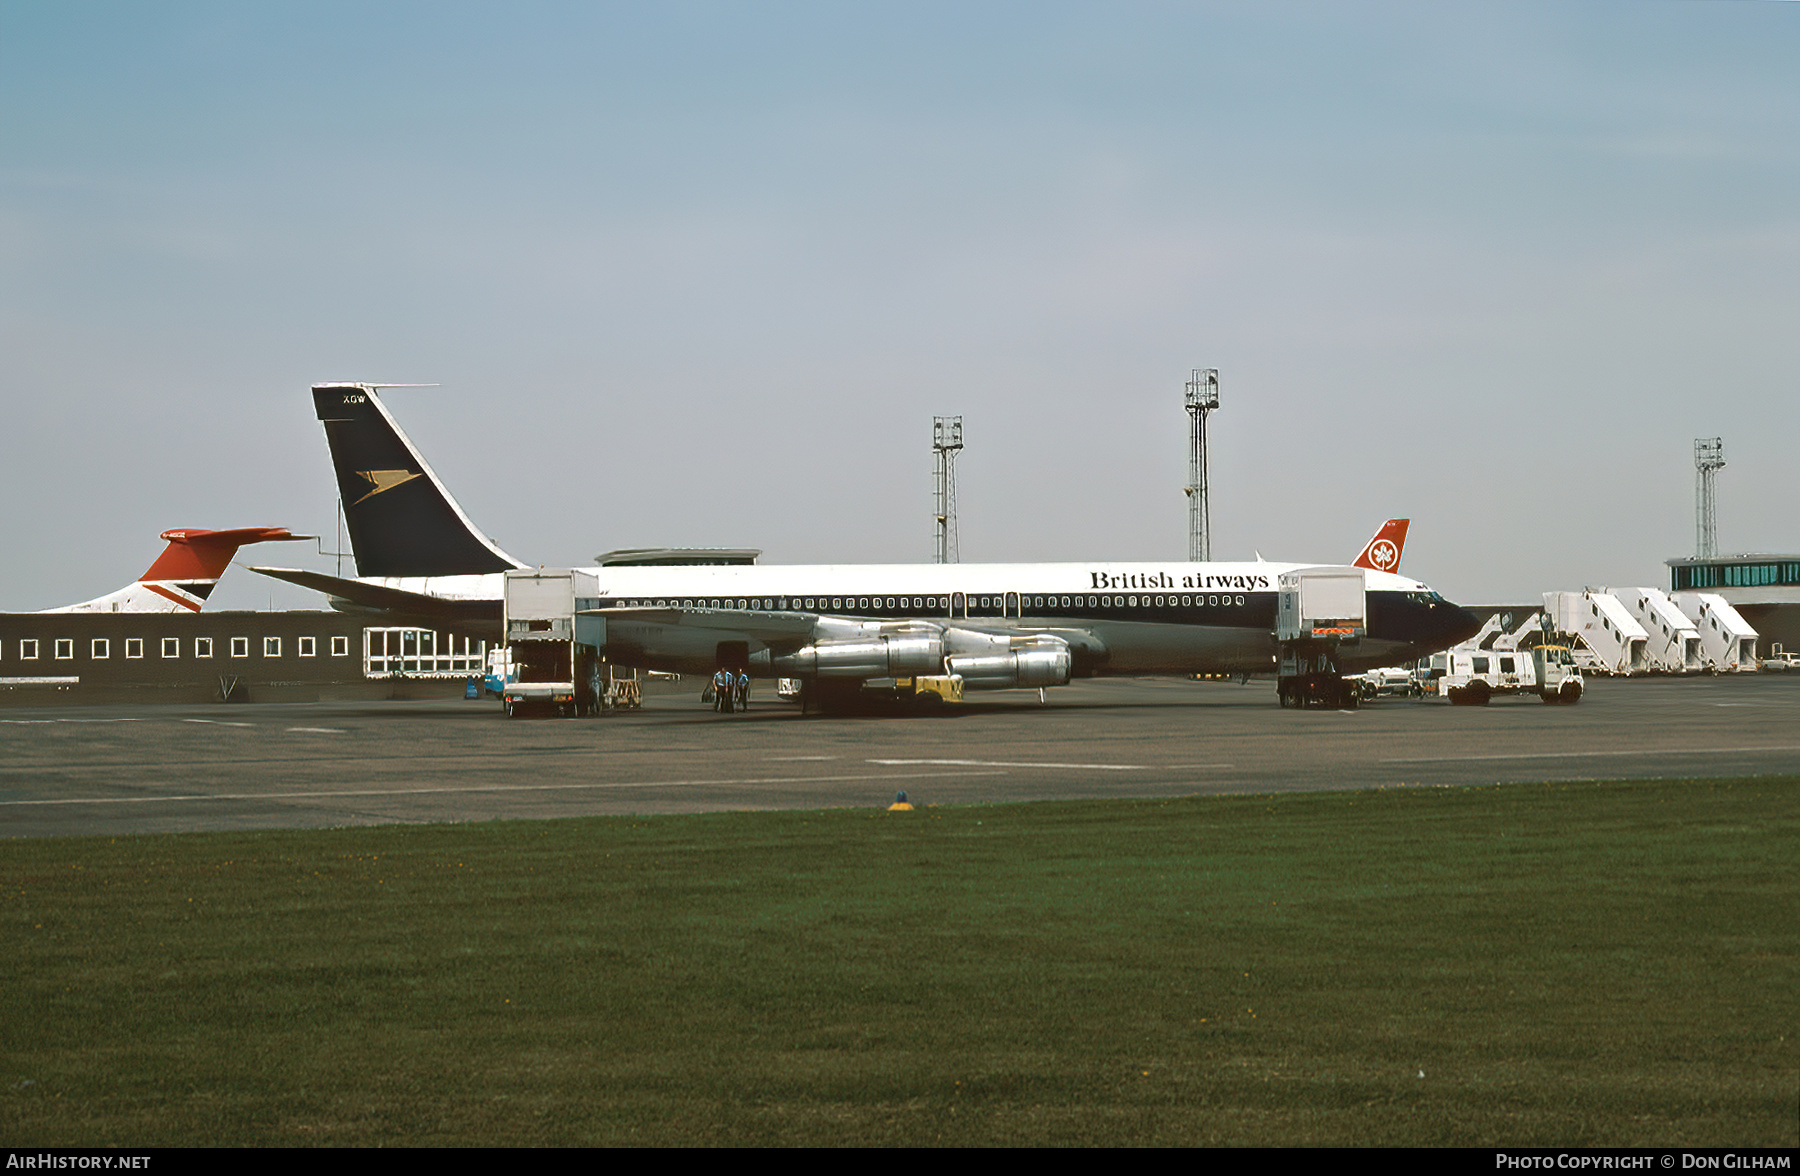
top-left (43, 527), bottom-right (307, 613)
top-left (1351, 519), bottom-right (1409, 574)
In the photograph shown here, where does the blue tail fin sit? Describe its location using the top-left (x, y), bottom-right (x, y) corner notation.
top-left (313, 384), bottom-right (524, 577)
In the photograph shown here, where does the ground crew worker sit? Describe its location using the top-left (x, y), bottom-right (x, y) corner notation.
top-left (735, 669), bottom-right (750, 712)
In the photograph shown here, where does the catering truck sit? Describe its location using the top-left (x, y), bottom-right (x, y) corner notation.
top-left (1275, 566), bottom-right (1367, 708)
top-left (500, 569), bottom-right (607, 717)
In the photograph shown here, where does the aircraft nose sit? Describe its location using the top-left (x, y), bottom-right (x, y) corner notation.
top-left (1441, 603), bottom-right (1482, 647)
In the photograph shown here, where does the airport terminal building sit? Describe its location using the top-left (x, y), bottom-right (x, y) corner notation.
top-left (0, 611), bottom-right (486, 704)
top-left (1667, 554), bottom-right (1800, 652)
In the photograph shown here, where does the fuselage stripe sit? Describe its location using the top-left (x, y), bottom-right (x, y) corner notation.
top-left (142, 583), bottom-right (203, 612)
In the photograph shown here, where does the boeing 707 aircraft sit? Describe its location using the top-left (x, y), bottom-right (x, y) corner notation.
top-left (252, 385), bottom-right (1478, 708)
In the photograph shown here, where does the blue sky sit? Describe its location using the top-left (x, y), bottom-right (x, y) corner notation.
top-left (2, 1), bottom-right (1795, 609)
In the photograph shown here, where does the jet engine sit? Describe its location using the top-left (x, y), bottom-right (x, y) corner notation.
top-left (763, 634), bottom-right (946, 679)
top-left (945, 646), bottom-right (1072, 690)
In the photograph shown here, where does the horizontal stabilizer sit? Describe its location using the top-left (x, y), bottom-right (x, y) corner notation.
top-left (143, 527), bottom-right (306, 582)
top-left (251, 566), bottom-right (502, 630)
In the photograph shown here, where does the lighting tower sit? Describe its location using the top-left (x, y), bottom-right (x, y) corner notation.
top-left (1695, 437), bottom-right (1726, 559)
top-left (1184, 368), bottom-right (1220, 562)
top-left (932, 416), bottom-right (963, 564)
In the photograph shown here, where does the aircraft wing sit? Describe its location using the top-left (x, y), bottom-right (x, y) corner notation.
top-left (601, 608), bottom-right (1102, 650)
top-left (246, 572), bottom-right (1096, 683)
top-left (600, 605), bottom-right (1088, 684)
top-left (249, 566), bottom-right (503, 628)
top-left (598, 607), bottom-right (821, 649)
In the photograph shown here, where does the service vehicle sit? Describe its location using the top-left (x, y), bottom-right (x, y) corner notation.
top-left (1352, 666), bottom-right (1417, 699)
top-left (1276, 567), bottom-right (1368, 708)
top-left (1421, 643), bottom-right (1584, 705)
top-left (1760, 646), bottom-right (1799, 672)
top-left (500, 569), bottom-right (607, 717)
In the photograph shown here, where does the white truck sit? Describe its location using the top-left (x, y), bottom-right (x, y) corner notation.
top-left (500, 569), bottom-right (607, 717)
top-left (1761, 645), bottom-right (1799, 672)
top-left (1422, 643), bottom-right (1584, 706)
top-left (1276, 567), bottom-right (1368, 708)
top-left (1352, 666), bottom-right (1418, 699)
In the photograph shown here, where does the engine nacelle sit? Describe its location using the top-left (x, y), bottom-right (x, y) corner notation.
top-left (763, 634), bottom-right (945, 679)
top-left (945, 647), bottom-right (1072, 690)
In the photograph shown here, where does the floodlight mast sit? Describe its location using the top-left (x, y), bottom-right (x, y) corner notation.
top-left (1695, 437), bottom-right (1725, 559)
top-left (932, 416), bottom-right (964, 564)
top-left (1184, 369), bottom-right (1220, 562)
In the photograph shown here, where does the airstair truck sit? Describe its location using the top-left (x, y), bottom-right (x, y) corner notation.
top-left (1544, 590), bottom-right (1650, 675)
top-left (1672, 592), bottom-right (1760, 672)
top-left (1614, 586), bottom-right (1704, 673)
top-left (1429, 643), bottom-right (1584, 705)
top-left (1276, 566), bottom-right (1367, 708)
top-left (501, 568), bottom-right (606, 717)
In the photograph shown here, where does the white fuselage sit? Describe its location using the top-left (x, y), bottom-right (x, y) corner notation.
top-left (353, 561), bottom-right (1464, 680)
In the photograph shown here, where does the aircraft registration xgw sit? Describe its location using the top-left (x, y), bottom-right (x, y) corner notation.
top-left (251, 385), bottom-right (1480, 708)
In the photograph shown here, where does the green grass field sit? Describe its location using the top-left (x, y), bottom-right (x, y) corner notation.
top-left (4, 778), bottom-right (1796, 1146)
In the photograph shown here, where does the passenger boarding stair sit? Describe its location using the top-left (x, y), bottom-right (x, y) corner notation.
top-left (1544, 590), bottom-right (1650, 676)
top-left (1672, 592), bottom-right (1760, 672)
top-left (1612, 587), bottom-right (1704, 674)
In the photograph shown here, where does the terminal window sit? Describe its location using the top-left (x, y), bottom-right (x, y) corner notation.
top-left (298, 636), bottom-right (316, 657)
top-left (195, 637), bottom-right (213, 659)
top-left (55, 639), bottom-right (73, 659)
top-left (230, 637), bottom-right (248, 658)
top-left (1673, 561), bottom-right (1800, 591)
top-left (162, 638), bottom-right (179, 659)
top-left (264, 637), bottom-right (281, 658)
top-left (20, 639), bottom-right (38, 660)
top-left (126, 638), bottom-right (143, 658)
top-left (1725, 562), bottom-right (1799, 588)
top-left (91, 639), bottom-right (109, 659)
top-left (331, 635), bottom-right (349, 657)
top-left (363, 627), bottom-right (488, 678)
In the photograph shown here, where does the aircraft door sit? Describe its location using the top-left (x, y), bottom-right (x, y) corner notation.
top-left (952, 592), bottom-right (965, 619)
top-left (1005, 591), bottom-right (1019, 618)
